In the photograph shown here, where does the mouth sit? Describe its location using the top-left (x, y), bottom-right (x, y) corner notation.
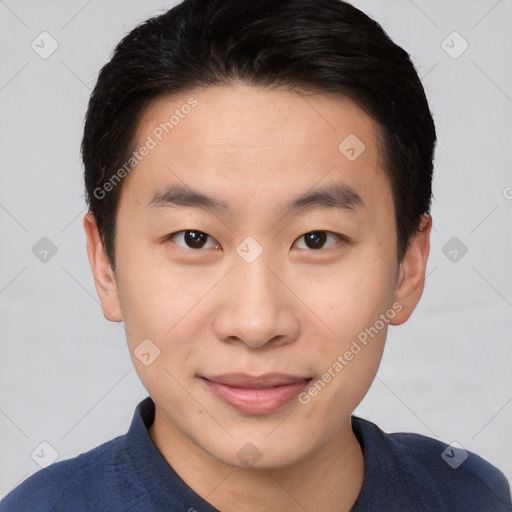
top-left (201, 373), bottom-right (312, 415)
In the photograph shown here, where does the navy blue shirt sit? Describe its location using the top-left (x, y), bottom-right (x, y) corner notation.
top-left (1, 397), bottom-right (510, 511)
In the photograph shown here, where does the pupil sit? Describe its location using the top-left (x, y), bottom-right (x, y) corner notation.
top-left (183, 231), bottom-right (327, 250)
top-left (185, 231), bottom-right (206, 248)
top-left (305, 232), bottom-right (326, 249)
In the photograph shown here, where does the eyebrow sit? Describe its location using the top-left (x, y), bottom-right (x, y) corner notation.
top-left (146, 182), bottom-right (364, 215)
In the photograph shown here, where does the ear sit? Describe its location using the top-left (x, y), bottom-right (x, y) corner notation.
top-left (83, 212), bottom-right (123, 322)
top-left (390, 213), bottom-right (432, 326)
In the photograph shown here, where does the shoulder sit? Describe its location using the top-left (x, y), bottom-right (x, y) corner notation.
top-left (351, 416), bottom-right (512, 511)
top-left (0, 435), bottom-right (136, 512)
top-left (389, 428), bottom-right (511, 508)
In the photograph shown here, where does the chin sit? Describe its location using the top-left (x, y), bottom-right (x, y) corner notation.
top-left (198, 429), bottom-right (318, 470)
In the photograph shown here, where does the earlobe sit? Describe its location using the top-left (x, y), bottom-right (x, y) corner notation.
top-left (390, 213), bottom-right (432, 326)
top-left (83, 212), bottom-right (123, 322)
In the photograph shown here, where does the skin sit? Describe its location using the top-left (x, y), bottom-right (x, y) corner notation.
top-left (84, 82), bottom-right (431, 512)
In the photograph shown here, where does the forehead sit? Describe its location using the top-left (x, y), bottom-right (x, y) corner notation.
top-left (120, 83), bottom-right (392, 222)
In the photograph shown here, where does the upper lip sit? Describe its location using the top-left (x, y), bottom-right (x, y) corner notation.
top-left (202, 373), bottom-right (311, 389)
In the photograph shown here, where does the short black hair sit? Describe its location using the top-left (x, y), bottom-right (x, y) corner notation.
top-left (82, 0), bottom-right (436, 271)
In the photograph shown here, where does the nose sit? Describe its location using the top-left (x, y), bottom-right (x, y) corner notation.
top-left (213, 256), bottom-right (301, 349)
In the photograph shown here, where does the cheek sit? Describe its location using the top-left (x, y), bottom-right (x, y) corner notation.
top-left (295, 246), bottom-right (396, 411)
top-left (309, 250), bottom-right (396, 410)
top-left (115, 244), bottom-right (176, 347)
top-left (115, 243), bottom-right (224, 371)
top-left (301, 248), bottom-right (396, 337)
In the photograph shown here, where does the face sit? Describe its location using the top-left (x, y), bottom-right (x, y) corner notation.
top-left (85, 83), bottom-right (430, 469)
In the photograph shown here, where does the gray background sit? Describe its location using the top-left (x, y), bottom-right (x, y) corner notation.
top-left (1, 0), bottom-right (511, 496)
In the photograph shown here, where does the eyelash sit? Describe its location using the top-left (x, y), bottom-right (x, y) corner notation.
top-left (165, 230), bottom-right (347, 252)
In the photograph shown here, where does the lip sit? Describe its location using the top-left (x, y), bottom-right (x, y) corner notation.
top-left (201, 373), bottom-right (312, 415)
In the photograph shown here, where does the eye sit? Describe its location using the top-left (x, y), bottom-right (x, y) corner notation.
top-left (166, 230), bottom-right (220, 250)
top-left (165, 230), bottom-right (345, 252)
top-left (293, 231), bottom-right (344, 250)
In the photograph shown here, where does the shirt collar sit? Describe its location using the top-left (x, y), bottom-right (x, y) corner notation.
top-left (124, 396), bottom-right (219, 511)
top-left (124, 396), bottom-right (386, 510)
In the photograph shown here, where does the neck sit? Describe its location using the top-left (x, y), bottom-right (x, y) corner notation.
top-left (149, 409), bottom-right (365, 512)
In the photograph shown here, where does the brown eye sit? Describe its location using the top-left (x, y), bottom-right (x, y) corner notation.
top-left (294, 231), bottom-right (343, 250)
top-left (167, 230), bottom-right (219, 250)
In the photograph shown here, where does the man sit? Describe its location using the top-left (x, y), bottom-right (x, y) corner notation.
top-left (2, 0), bottom-right (510, 510)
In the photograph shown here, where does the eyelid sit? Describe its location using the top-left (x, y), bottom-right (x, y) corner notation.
top-left (166, 230), bottom-right (220, 250)
top-left (292, 231), bottom-right (345, 251)
top-left (166, 229), bottom-right (347, 251)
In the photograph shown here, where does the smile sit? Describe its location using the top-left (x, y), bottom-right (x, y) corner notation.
top-left (201, 373), bottom-right (312, 415)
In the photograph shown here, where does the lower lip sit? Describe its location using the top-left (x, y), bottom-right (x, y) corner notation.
top-left (203, 378), bottom-right (311, 415)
